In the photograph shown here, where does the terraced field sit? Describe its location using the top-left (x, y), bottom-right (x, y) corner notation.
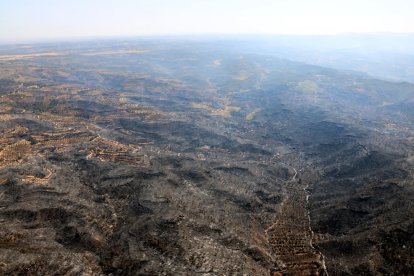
top-left (266, 168), bottom-right (328, 275)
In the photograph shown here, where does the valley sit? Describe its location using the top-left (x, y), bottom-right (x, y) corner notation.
top-left (0, 40), bottom-right (413, 275)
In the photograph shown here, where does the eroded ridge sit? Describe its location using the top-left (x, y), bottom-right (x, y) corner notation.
top-left (266, 168), bottom-right (328, 275)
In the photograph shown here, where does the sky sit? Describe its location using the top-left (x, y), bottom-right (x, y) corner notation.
top-left (1, 0), bottom-right (414, 42)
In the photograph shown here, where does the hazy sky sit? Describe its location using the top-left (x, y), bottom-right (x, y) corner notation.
top-left (1, 0), bottom-right (413, 42)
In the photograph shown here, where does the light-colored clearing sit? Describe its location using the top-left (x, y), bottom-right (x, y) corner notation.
top-left (245, 108), bottom-right (262, 121)
top-left (192, 103), bottom-right (240, 117)
top-left (296, 80), bottom-right (320, 93)
top-left (232, 70), bottom-right (249, 81)
top-left (82, 49), bottom-right (149, 56)
top-left (0, 52), bottom-right (62, 61)
top-left (212, 59), bottom-right (221, 66)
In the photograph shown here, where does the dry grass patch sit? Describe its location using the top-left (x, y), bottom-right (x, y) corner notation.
top-left (212, 59), bottom-right (222, 66)
top-left (232, 70), bottom-right (250, 81)
top-left (296, 80), bottom-right (320, 93)
top-left (192, 103), bottom-right (240, 117)
top-left (245, 108), bottom-right (262, 121)
top-left (82, 49), bottom-right (149, 56)
top-left (0, 52), bottom-right (62, 61)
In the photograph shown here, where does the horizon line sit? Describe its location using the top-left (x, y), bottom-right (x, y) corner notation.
top-left (1, 31), bottom-right (414, 46)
